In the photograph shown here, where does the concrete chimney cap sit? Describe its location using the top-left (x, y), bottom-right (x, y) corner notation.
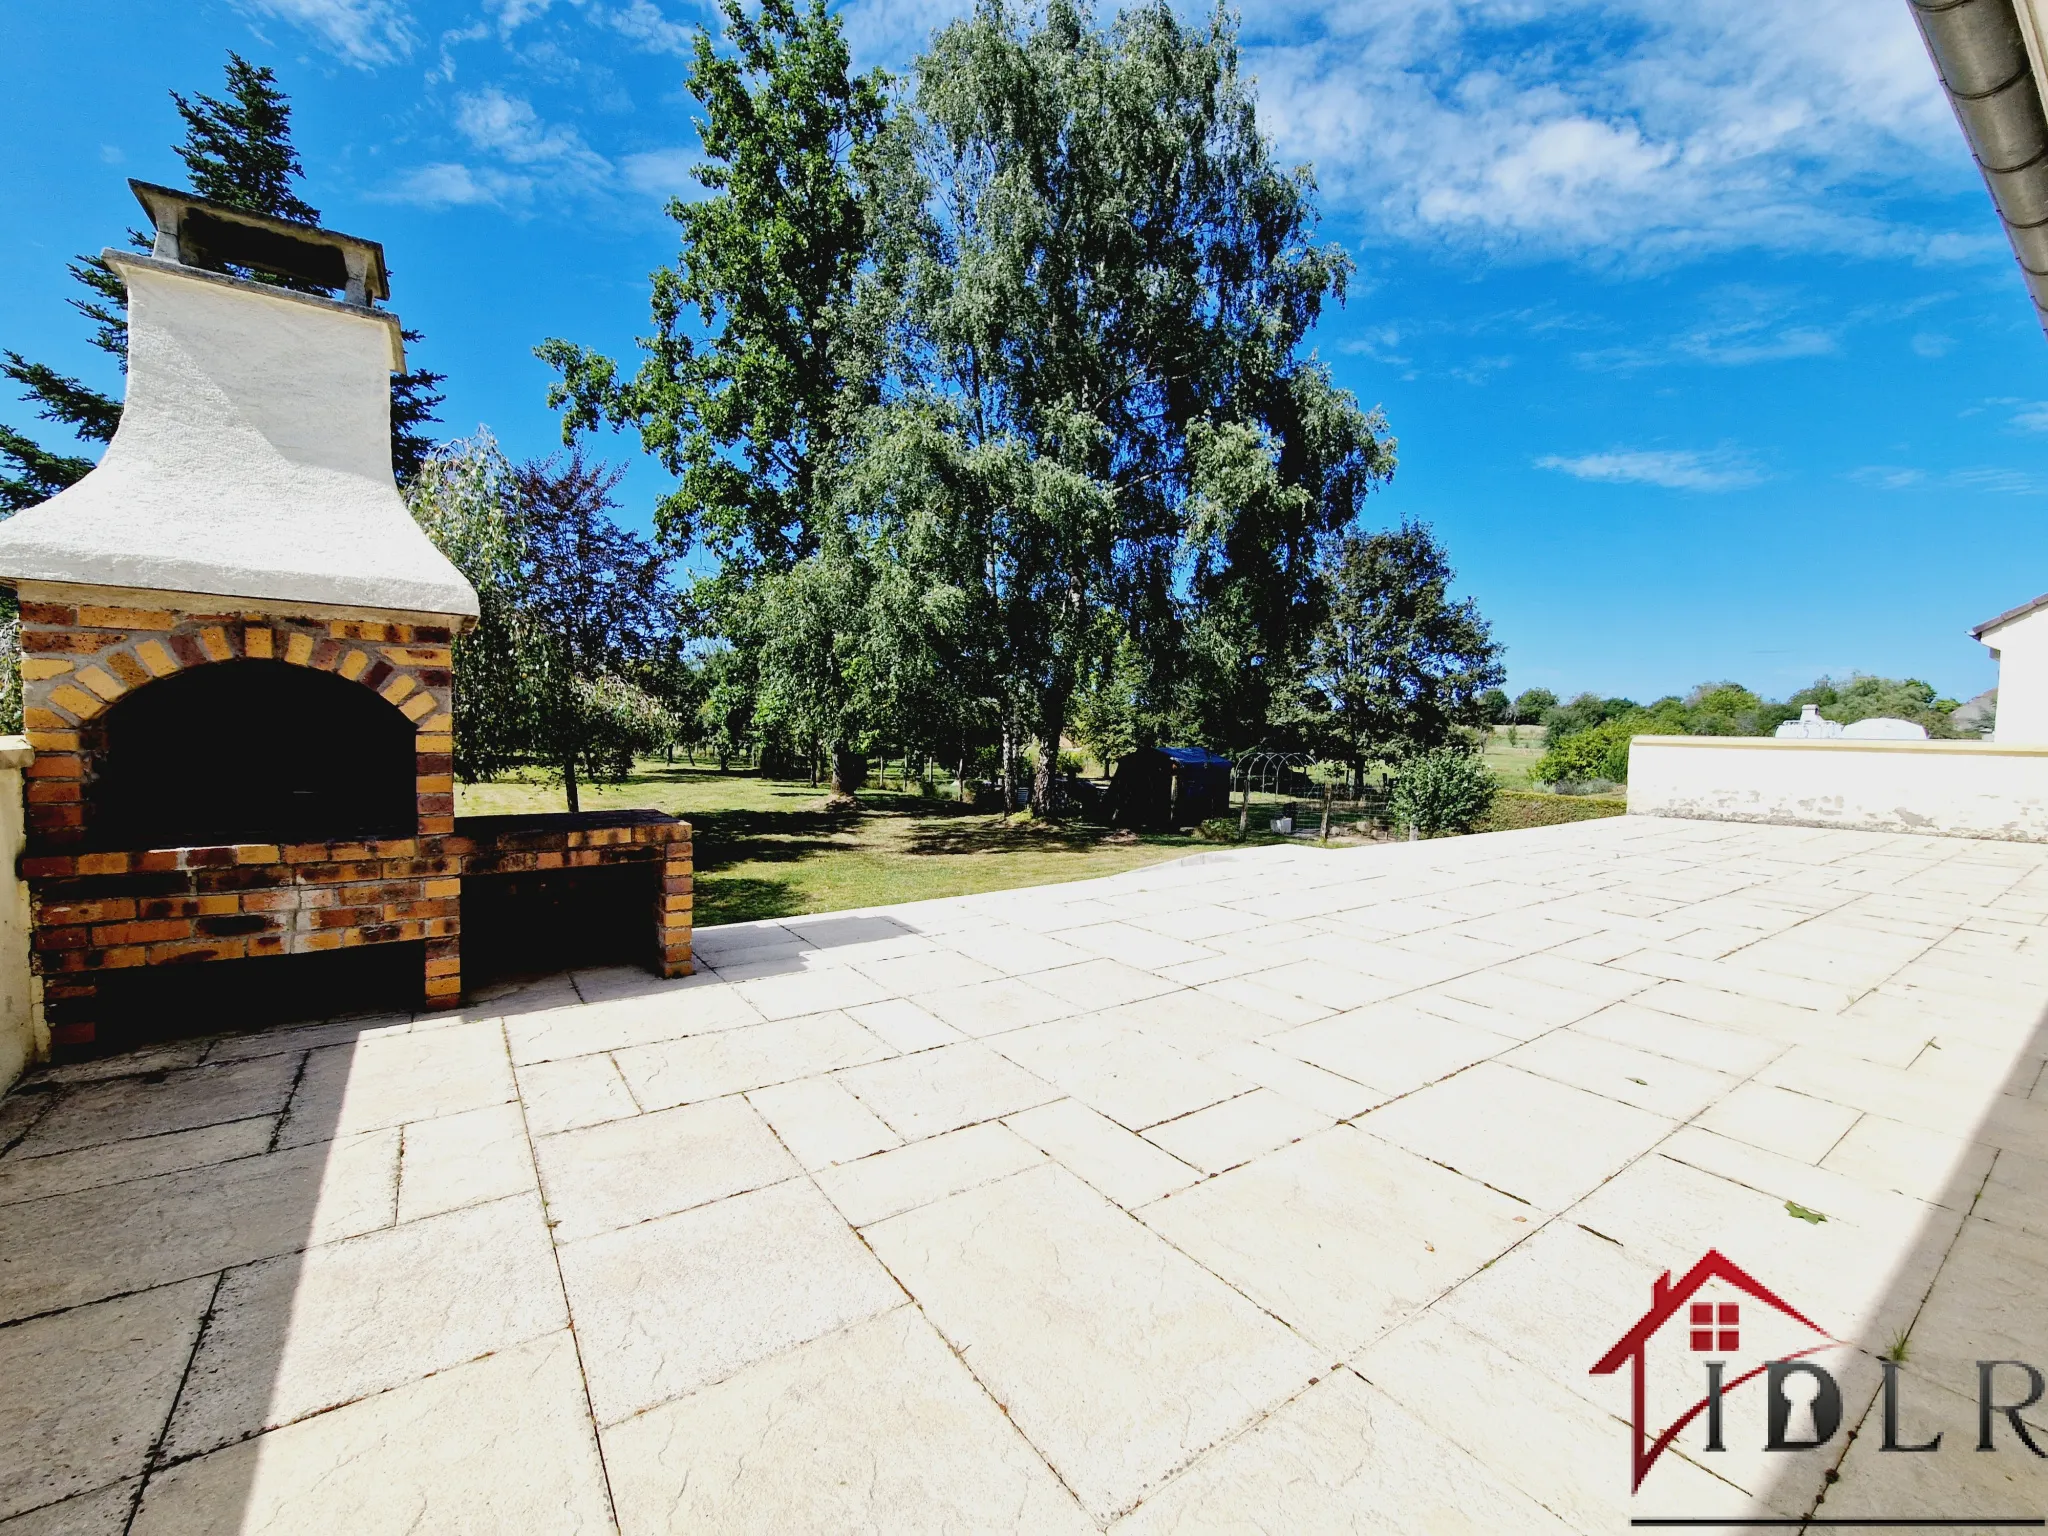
top-left (130, 179), bottom-right (391, 307)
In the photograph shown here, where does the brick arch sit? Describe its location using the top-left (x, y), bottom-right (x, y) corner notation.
top-left (18, 600), bottom-right (455, 849)
top-left (41, 618), bottom-right (442, 727)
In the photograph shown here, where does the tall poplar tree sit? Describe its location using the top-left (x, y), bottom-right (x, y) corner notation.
top-left (1, 52), bottom-right (444, 510)
top-left (862, 0), bottom-right (1391, 806)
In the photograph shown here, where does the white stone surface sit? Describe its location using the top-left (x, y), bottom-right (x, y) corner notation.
top-left (3, 818), bottom-right (2048, 1529)
top-left (864, 1163), bottom-right (1321, 1521)
top-left (131, 1333), bottom-right (609, 1533)
top-left (1629, 734), bottom-right (2048, 841)
top-left (601, 1307), bottom-right (1091, 1535)
top-left (0, 258), bottom-right (476, 618)
top-left (557, 1177), bottom-right (902, 1423)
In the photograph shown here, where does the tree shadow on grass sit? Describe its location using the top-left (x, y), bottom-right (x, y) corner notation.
top-left (686, 802), bottom-right (865, 873)
top-left (694, 875), bottom-right (803, 926)
top-left (904, 810), bottom-right (1159, 859)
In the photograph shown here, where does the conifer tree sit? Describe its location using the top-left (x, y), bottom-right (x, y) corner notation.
top-left (1, 52), bottom-right (443, 510)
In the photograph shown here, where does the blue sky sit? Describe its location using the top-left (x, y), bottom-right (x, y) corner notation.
top-left (3, 0), bottom-right (2043, 704)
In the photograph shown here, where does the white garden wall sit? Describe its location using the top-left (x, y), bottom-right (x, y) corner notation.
top-left (1628, 734), bottom-right (2048, 842)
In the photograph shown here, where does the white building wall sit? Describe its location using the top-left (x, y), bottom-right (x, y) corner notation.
top-left (0, 739), bottom-right (38, 1092)
top-left (1629, 735), bottom-right (2048, 842)
top-left (1984, 603), bottom-right (2048, 744)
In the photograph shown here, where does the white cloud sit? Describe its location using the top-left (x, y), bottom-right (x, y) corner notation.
top-left (1678, 324), bottom-right (1836, 366)
top-left (1849, 466), bottom-right (1927, 490)
top-left (622, 146), bottom-right (704, 197)
top-left (386, 87), bottom-right (613, 210)
top-left (1951, 467), bottom-right (2048, 494)
top-left (485, 0), bottom-right (559, 30)
top-left (376, 161), bottom-right (532, 207)
top-left (452, 86), bottom-right (612, 190)
top-left (1244, 0), bottom-right (1968, 265)
top-left (1537, 447), bottom-right (1763, 491)
top-left (1850, 463), bottom-right (2048, 494)
top-left (2011, 402), bottom-right (2048, 434)
top-left (601, 0), bottom-right (694, 55)
top-left (835, 0), bottom-right (1974, 267)
top-left (236, 0), bottom-right (416, 66)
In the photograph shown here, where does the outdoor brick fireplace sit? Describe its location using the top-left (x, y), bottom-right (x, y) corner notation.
top-left (0, 183), bottom-right (691, 1053)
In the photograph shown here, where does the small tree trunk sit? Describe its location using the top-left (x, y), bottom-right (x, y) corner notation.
top-left (1033, 731), bottom-right (1063, 816)
top-left (956, 752), bottom-right (968, 803)
top-left (563, 755), bottom-right (581, 814)
top-left (1237, 776), bottom-right (1251, 837)
top-left (829, 742), bottom-right (861, 798)
top-left (1320, 782), bottom-right (1332, 844)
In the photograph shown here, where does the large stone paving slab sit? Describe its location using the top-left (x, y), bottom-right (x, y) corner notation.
top-left (3, 816), bottom-right (2048, 1529)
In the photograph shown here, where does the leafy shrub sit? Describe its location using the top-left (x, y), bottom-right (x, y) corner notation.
top-left (1540, 692), bottom-right (1639, 745)
top-left (1389, 747), bottom-right (1498, 835)
top-left (1535, 716), bottom-right (1638, 784)
top-left (1476, 790), bottom-right (1626, 832)
top-left (1196, 816), bottom-right (1242, 842)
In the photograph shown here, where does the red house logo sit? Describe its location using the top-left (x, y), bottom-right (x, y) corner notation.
top-left (1590, 1249), bottom-right (1838, 1491)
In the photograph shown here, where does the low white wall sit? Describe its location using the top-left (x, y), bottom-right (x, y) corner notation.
top-left (0, 737), bottom-right (33, 1091)
top-left (1628, 735), bottom-right (2048, 842)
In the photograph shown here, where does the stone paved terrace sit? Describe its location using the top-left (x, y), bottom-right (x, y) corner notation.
top-left (1, 815), bottom-right (2046, 1532)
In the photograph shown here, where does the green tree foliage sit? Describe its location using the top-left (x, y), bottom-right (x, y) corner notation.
top-left (1511, 687), bottom-right (1557, 724)
top-left (1539, 692), bottom-right (1638, 745)
top-left (511, 455), bottom-right (681, 809)
top-left (543, 0), bottom-right (885, 572)
top-left (1475, 688), bottom-right (1510, 725)
top-left (1791, 675), bottom-right (1962, 738)
top-left (849, 0), bottom-right (1389, 807)
top-left (406, 436), bottom-right (531, 782)
top-left (540, 0), bottom-right (887, 792)
top-left (1303, 522), bottom-right (1503, 772)
top-left (3, 52), bottom-right (442, 508)
top-left (408, 436), bottom-right (679, 809)
top-left (1531, 673), bottom-right (1965, 785)
top-left (1533, 718), bottom-right (1635, 785)
top-left (1389, 746), bottom-right (1498, 835)
top-left (1626, 681), bottom-right (1793, 738)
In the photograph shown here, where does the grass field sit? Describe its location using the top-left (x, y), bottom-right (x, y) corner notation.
top-left (1480, 724), bottom-right (1551, 789)
top-left (456, 763), bottom-right (1253, 927)
top-left (456, 750), bottom-right (1626, 929)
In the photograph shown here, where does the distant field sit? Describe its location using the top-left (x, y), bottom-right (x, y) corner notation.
top-left (1481, 723), bottom-right (1551, 790)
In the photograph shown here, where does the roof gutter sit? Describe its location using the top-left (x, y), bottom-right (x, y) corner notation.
top-left (1911, 0), bottom-right (2048, 335)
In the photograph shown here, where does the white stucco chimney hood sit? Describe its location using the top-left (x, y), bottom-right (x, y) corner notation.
top-left (0, 182), bottom-right (478, 622)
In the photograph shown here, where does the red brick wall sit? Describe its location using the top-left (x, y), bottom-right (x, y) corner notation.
top-left (18, 600), bottom-right (454, 849)
top-left (14, 598), bottom-right (694, 1055)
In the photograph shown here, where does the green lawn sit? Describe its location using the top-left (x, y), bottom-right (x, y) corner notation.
top-left (456, 762), bottom-right (1255, 928)
top-left (1480, 723), bottom-right (1551, 789)
top-left (455, 752), bottom-right (1627, 930)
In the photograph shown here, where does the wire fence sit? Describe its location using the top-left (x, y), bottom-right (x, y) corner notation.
top-left (1229, 751), bottom-right (1395, 838)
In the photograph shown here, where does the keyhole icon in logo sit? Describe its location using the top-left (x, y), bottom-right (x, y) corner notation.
top-left (1767, 1361), bottom-right (1843, 1450)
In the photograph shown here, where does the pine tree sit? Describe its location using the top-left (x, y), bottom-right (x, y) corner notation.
top-left (0, 52), bottom-right (442, 510)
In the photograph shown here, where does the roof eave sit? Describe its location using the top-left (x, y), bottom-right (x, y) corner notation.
top-left (1911, 0), bottom-right (2048, 338)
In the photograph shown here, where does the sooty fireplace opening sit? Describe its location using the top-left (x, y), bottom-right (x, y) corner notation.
top-left (92, 658), bottom-right (418, 849)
